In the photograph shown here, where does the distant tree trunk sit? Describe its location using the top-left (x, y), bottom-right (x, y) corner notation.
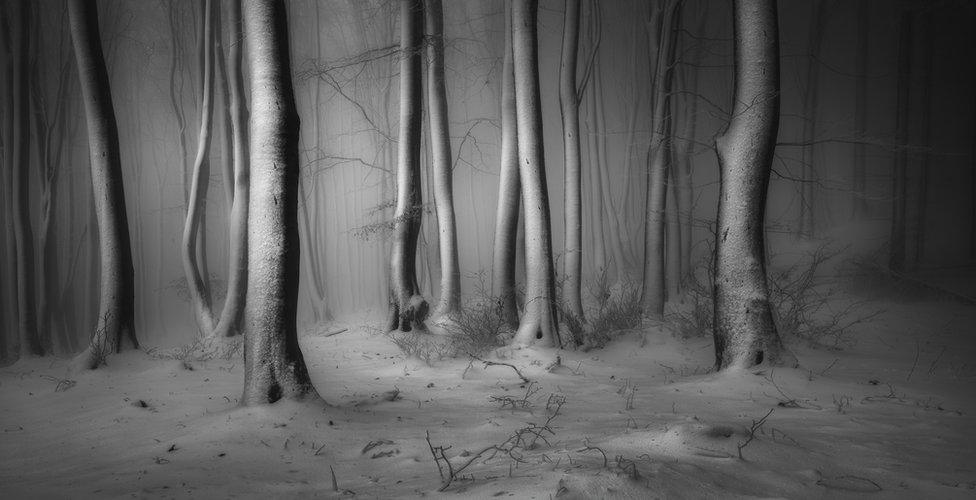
top-left (796, 1), bottom-right (826, 239)
top-left (183, 0), bottom-right (217, 337)
top-left (889, 12), bottom-right (912, 274)
top-left (240, 0), bottom-right (319, 405)
top-left (712, 0), bottom-right (793, 371)
top-left (511, 0), bottom-right (559, 347)
top-left (212, 0), bottom-right (249, 339)
top-left (68, 0), bottom-right (139, 369)
top-left (0, 8), bottom-right (14, 358)
top-left (214, 2), bottom-right (234, 213)
top-left (641, 0), bottom-right (679, 319)
top-left (425, 0), bottom-right (461, 320)
top-left (559, 0), bottom-right (584, 320)
top-left (388, 0), bottom-right (428, 332)
top-left (10, 1), bottom-right (42, 357)
top-left (492, 0), bottom-right (520, 332)
top-left (676, 5), bottom-right (705, 286)
top-left (851, 0), bottom-right (869, 219)
top-left (913, 11), bottom-right (933, 268)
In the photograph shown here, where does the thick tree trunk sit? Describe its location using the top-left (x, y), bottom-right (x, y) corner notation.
top-left (388, 0), bottom-right (428, 332)
top-left (426, 0), bottom-right (461, 320)
top-left (559, 0), bottom-right (584, 321)
top-left (240, 0), bottom-right (319, 405)
top-left (492, 0), bottom-right (520, 332)
top-left (641, 1), bottom-right (679, 319)
top-left (10, 1), bottom-right (42, 357)
top-left (183, 0), bottom-right (217, 337)
top-left (68, 0), bottom-right (139, 369)
top-left (712, 0), bottom-right (793, 371)
top-left (213, 0), bottom-right (249, 339)
top-left (511, 0), bottom-right (559, 347)
top-left (851, 0), bottom-right (869, 219)
top-left (889, 12), bottom-right (912, 274)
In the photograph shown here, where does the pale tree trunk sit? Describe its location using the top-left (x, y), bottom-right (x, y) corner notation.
top-left (241, 0), bottom-right (319, 405)
top-left (851, 0), bottom-right (868, 219)
top-left (712, 0), bottom-right (793, 371)
top-left (388, 0), bottom-right (428, 332)
top-left (796, 1), bottom-right (826, 239)
top-left (511, 0), bottom-right (559, 347)
top-left (641, 0), bottom-right (679, 319)
top-left (183, 0), bottom-right (217, 337)
top-left (492, 0), bottom-right (520, 332)
top-left (10, 1), bottom-right (42, 357)
top-left (559, 0), bottom-right (584, 320)
top-left (426, 0), bottom-right (461, 320)
top-left (889, 11), bottom-right (912, 274)
top-left (212, 0), bottom-right (249, 339)
top-left (68, 0), bottom-right (139, 369)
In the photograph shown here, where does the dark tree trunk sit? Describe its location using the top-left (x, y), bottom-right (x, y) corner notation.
top-left (889, 12), bottom-right (912, 274)
top-left (388, 0), bottom-right (428, 332)
top-left (852, 0), bottom-right (869, 219)
top-left (68, 0), bottom-right (139, 369)
top-left (712, 0), bottom-right (793, 371)
top-left (240, 0), bottom-right (319, 405)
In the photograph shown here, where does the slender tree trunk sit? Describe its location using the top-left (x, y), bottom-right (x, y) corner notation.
top-left (10, 1), bottom-right (42, 357)
top-left (214, 3), bottom-right (234, 213)
top-left (425, 0), bottom-right (461, 320)
top-left (240, 0), bottom-right (319, 405)
top-left (388, 0), bottom-right (428, 332)
top-left (641, 0), bottom-right (679, 319)
top-left (676, 5), bottom-right (704, 286)
top-left (852, 0), bottom-right (869, 219)
top-left (712, 0), bottom-right (793, 371)
top-left (889, 12), bottom-right (912, 274)
top-left (183, 0), bottom-right (217, 337)
top-left (796, 1), bottom-right (826, 239)
top-left (511, 0), bottom-right (559, 347)
top-left (492, 0), bottom-right (520, 332)
top-left (0, 10), bottom-right (14, 358)
top-left (559, 0), bottom-right (584, 320)
top-left (913, 11), bottom-right (933, 269)
top-left (212, 0), bottom-right (249, 338)
top-left (68, 0), bottom-right (139, 369)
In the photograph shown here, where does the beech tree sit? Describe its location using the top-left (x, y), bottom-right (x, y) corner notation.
top-left (425, 0), bottom-right (461, 321)
top-left (68, 0), bottom-right (140, 369)
top-left (511, 0), bottom-right (559, 347)
top-left (388, 0), bottom-right (428, 333)
top-left (240, 0), bottom-right (319, 405)
top-left (491, 0), bottom-right (521, 332)
top-left (559, 0), bottom-right (584, 321)
top-left (712, 0), bottom-right (793, 370)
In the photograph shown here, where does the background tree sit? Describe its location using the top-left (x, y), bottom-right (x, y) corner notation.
top-left (888, 11), bottom-right (912, 274)
top-left (559, 0), bottom-right (584, 321)
top-left (712, 0), bottom-right (792, 370)
top-left (68, 0), bottom-right (139, 369)
top-left (240, 0), bottom-right (319, 405)
top-left (511, 0), bottom-right (559, 347)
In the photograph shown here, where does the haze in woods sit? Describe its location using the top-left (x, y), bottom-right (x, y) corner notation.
top-left (2, 0), bottom-right (975, 497)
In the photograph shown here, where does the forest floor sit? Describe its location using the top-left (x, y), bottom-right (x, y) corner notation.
top-left (2, 280), bottom-right (976, 499)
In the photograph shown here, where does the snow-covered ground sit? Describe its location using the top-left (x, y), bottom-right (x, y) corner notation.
top-left (2, 284), bottom-right (975, 499)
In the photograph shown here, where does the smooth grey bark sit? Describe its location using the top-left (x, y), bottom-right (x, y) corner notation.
top-left (425, 0), bottom-right (461, 320)
top-left (183, 0), bottom-right (217, 337)
top-left (889, 11), bottom-right (912, 274)
top-left (68, 0), bottom-right (139, 369)
top-left (852, 0), bottom-right (868, 219)
top-left (511, 0), bottom-right (559, 347)
top-left (492, 0), bottom-right (520, 332)
top-left (241, 0), bottom-right (319, 405)
top-left (559, 0), bottom-right (584, 320)
top-left (10, 1), bottom-right (42, 357)
top-left (212, 0), bottom-right (249, 339)
top-left (712, 0), bottom-right (793, 371)
top-left (388, 0), bottom-right (428, 332)
top-left (641, 0), bottom-right (679, 319)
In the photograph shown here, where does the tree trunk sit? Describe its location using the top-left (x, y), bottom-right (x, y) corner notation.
top-left (0, 8), bottom-right (14, 358)
top-left (212, 0), bottom-right (249, 339)
top-left (511, 0), bottom-right (559, 347)
top-left (388, 0), bottom-right (428, 332)
top-left (492, 0), bottom-right (520, 332)
top-left (68, 0), bottom-right (139, 369)
top-left (10, 1), bottom-right (42, 357)
top-left (183, 0), bottom-right (217, 337)
top-left (889, 12), bottom-right (912, 274)
top-left (712, 0), bottom-right (793, 371)
top-left (796, 1), bottom-right (826, 239)
top-left (425, 0), bottom-right (461, 320)
top-left (559, 0), bottom-right (584, 321)
top-left (641, 1), bottom-right (679, 319)
top-left (851, 0), bottom-right (869, 219)
top-left (913, 11), bottom-right (933, 269)
top-left (676, 5), bottom-right (704, 287)
top-left (240, 0), bottom-right (319, 405)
